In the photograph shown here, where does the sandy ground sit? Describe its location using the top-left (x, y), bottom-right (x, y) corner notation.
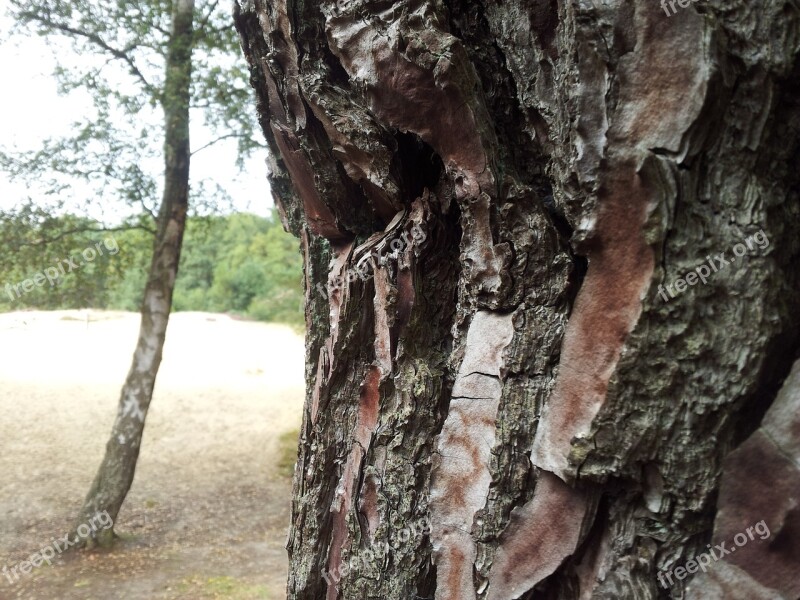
top-left (0, 310), bottom-right (305, 600)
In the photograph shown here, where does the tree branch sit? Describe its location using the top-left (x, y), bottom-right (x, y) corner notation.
top-left (21, 224), bottom-right (156, 248)
top-left (19, 12), bottom-right (161, 102)
top-left (191, 133), bottom-right (250, 156)
top-left (137, 198), bottom-right (157, 221)
top-left (197, 0), bottom-right (222, 32)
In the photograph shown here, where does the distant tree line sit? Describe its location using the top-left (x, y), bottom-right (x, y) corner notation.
top-left (0, 209), bottom-right (303, 327)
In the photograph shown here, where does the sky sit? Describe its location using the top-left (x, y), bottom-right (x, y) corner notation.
top-left (0, 9), bottom-right (274, 224)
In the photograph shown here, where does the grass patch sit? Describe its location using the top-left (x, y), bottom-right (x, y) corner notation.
top-left (276, 428), bottom-right (300, 478)
top-left (178, 575), bottom-right (270, 599)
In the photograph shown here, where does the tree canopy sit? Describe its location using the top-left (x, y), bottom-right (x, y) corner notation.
top-left (1, 0), bottom-right (264, 229)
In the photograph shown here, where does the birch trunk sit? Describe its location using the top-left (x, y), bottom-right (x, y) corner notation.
top-left (236, 0), bottom-right (800, 597)
top-left (74, 0), bottom-right (194, 546)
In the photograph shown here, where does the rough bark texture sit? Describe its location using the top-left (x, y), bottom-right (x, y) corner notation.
top-left (75, 0), bottom-right (193, 545)
top-left (236, 0), bottom-right (800, 598)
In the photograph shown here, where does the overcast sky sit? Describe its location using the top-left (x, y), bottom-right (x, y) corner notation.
top-left (0, 10), bottom-right (273, 223)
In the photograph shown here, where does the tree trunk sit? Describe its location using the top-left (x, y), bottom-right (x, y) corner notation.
top-left (74, 0), bottom-right (194, 547)
top-left (236, 0), bottom-right (800, 598)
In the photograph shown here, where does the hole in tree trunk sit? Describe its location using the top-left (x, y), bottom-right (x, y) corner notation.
top-left (393, 131), bottom-right (445, 204)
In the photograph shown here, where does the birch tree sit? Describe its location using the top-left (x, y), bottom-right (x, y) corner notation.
top-left (5, 0), bottom-right (259, 546)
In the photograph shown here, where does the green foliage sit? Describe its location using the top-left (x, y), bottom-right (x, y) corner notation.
top-left (0, 209), bottom-right (304, 327)
top-left (173, 210), bottom-right (305, 327)
top-left (0, 205), bottom-right (133, 310)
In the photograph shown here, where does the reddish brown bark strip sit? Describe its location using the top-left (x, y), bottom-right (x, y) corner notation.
top-left (487, 472), bottom-right (589, 600)
top-left (326, 365), bottom-right (382, 600)
top-left (531, 0), bottom-right (709, 481)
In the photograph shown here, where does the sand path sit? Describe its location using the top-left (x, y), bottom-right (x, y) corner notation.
top-left (0, 310), bottom-right (305, 600)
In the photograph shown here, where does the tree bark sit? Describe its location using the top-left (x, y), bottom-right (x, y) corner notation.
top-left (74, 0), bottom-right (194, 546)
top-left (236, 0), bottom-right (800, 598)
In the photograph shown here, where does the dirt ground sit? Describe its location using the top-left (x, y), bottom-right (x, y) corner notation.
top-left (0, 310), bottom-right (306, 600)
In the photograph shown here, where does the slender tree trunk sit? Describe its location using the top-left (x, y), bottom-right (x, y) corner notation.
top-left (74, 0), bottom-right (194, 546)
top-left (237, 0), bottom-right (800, 598)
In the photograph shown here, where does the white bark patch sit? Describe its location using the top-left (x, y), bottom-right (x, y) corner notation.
top-left (372, 260), bottom-right (394, 376)
top-left (120, 395), bottom-right (145, 422)
top-left (133, 341), bottom-right (159, 374)
top-left (132, 291), bottom-right (169, 375)
top-left (430, 311), bottom-right (514, 600)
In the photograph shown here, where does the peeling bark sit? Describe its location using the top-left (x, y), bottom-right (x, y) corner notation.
top-left (686, 359), bottom-right (800, 600)
top-left (430, 311), bottom-right (514, 600)
top-left (236, 0), bottom-right (800, 597)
